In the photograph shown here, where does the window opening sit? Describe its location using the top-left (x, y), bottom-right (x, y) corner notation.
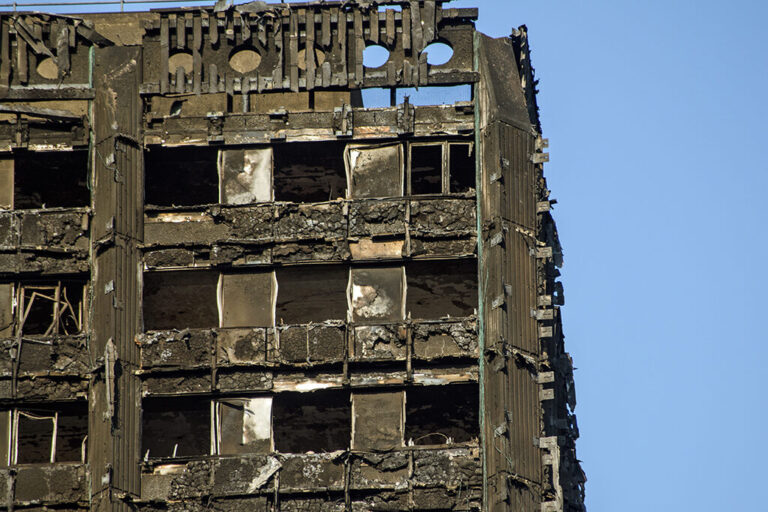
top-left (15, 281), bottom-right (86, 336)
top-left (297, 46), bottom-right (326, 71)
top-left (276, 266), bottom-right (347, 324)
top-left (359, 88), bottom-right (395, 108)
top-left (168, 51), bottom-right (193, 76)
top-left (351, 391), bottom-right (404, 451)
top-left (10, 402), bottom-right (87, 464)
top-left (16, 411), bottom-right (54, 464)
top-left (216, 397), bottom-right (272, 455)
top-left (13, 150), bottom-right (89, 209)
top-left (36, 56), bottom-right (58, 80)
top-left (272, 390), bottom-right (350, 453)
top-left (406, 260), bottom-right (477, 319)
top-left (363, 44), bottom-right (390, 69)
top-left (144, 146), bottom-right (219, 207)
top-left (405, 384), bottom-right (479, 446)
top-left (273, 142), bottom-right (347, 203)
top-left (229, 48), bottom-right (262, 74)
top-left (220, 147), bottom-right (273, 205)
top-left (395, 85), bottom-right (471, 106)
top-left (409, 144), bottom-right (443, 195)
top-left (143, 271), bottom-right (219, 330)
top-left (345, 143), bottom-right (403, 199)
top-left (449, 142), bottom-right (475, 193)
top-left (422, 42), bottom-right (454, 66)
top-left (142, 397), bottom-right (211, 459)
top-left (1, 157), bottom-right (13, 209)
top-left (219, 271), bottom-right (276, 328)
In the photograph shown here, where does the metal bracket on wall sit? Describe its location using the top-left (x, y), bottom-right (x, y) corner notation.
top-left (207, 112), bottom-right (224, 142)
top-left (14, 117), bottom-right (29, 148)
top-left (333, 103), bottom-right (354, 136)
top-left (397, 98), bottom-right (415, 134)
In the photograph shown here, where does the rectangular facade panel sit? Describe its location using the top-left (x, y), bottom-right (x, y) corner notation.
top-left (220, 147), bottom-right (273, 204)
top-left (0, 157), bottom-right (12, 209)
top-left (219, 271), bottom-right (275, 328)
top-left (345, 143), bottom-right (403, 198)
top-left (351, 391), bottom-right (404, 451)
top-left (349, 266), bottom-right (405, 323)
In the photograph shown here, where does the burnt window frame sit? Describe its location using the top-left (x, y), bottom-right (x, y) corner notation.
top-left (407, 140), bottom-right (476, 196)
top-left (1, 149), bottom-right (91, 211)
top-left (143, 266), bottom-right (359, 333)
top-left (0, 280), bottom-right (88, 339)
top-left (144, 142), bottom-right (351, 209)
top-left (1, 403), bottom-right (88, 466)
top-left (404, 383), bottom-right (480, 447)
top-left (143, 145), bottom-right (220, 207)
top-left (141, 391), bottom-right (354, 459)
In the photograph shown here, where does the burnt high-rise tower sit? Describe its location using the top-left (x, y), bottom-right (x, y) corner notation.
top-left (0, 2), bottom-right (584, 511)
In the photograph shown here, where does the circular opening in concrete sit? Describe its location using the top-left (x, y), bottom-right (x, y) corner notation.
top-left (36, 57), bottom-right (58, 80)
top-left (169, 52), bottom-right (194, 74)
top-left (363, 44), bottom-right (390, 69)
top-left (229, 49), bottom-right (262, 74)
top-left (297, 47), bottom-right (326, 71)
top-left (422, 42), bottom-right (453, 66)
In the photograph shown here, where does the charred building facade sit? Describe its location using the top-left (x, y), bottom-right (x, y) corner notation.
top-left (0, 1), bottom-right (584, 511)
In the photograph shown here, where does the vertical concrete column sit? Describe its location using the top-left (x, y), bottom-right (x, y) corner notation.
top-left (90, 46), bottom-right (144, 512)
top-left (476, 34), bottom-right (545, 512)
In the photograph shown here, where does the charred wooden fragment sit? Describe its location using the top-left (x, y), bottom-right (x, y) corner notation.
top-left (1, 2), bottom-right (583, 511)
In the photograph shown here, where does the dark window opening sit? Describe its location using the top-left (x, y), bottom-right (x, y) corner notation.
top-left (406, 260), bottom-right (477, 319)
top-left (15, 402), bottom-right (87, 464)
top-left (143, 271), bottom-right (219, 330)
top-left (142, 397), bottom-right (210, 458)
top-left (14, 150), bottom-right (89, 209)
top-left (54, 403), bottom-right (88, 462)
top-left (16, 412), bottom-right (53, 464)
top-left (449, 143), bottom-right (475, 193)
top-left (276, 266), bottom-right (348, 324)
top-left (19, 280), bottom-right (86, 336)
top-left (273, 390), bottom-right (350, 453)
top-left (410, 145), bottom-right (442, 195)
top-left (273, 142), bottom-right (346, 202)
top-left (144, 146), bottom-right (218, 207)
top-left (406, 384), bottom-right (478, 446)
top-left (23, 289), bottom-right (54, 335)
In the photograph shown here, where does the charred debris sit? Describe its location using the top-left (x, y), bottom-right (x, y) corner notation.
top-left (0, 1), bottom-right (584, 511)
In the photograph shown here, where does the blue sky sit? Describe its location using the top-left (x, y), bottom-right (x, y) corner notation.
top-left (8, 0), bottom-right (768, 509)
top-left (454, 1), bottom-right (768, 510)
